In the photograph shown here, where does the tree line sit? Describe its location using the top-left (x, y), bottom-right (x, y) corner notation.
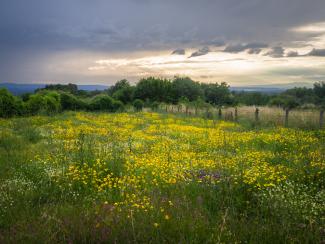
top-left (0, 76), bottom-right (324, 120)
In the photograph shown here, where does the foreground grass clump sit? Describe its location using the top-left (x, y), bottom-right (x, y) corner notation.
top-left (0, 112), bottom-right (324, 243)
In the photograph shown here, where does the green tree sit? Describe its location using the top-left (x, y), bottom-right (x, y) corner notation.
top-left (112, 86), bottom-right (134, 104)
top-left (171, 77), bottom-right (203, 102)
top-left (134, 77), bottom-right (172, 103)
top-left (108, 79), bottom-right (131, 95)
top-left (37, 83), bottom-right (78, 94)
top-left (202, 82), bottom-right (234, 105)
top-left (284, 87), bottom-right (316, 105)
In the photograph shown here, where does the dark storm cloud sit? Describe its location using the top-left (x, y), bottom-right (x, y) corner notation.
top-left (189, 47), bottom-right (210, 58)
top-left (1, 0), bottom-right (325, 82)
top-left (2, 0), bottom-right (325, 53)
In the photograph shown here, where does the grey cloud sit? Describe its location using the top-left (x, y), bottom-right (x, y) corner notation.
top-left (224, 44), bottom-right (247, 53)
top-left (189, 47), bottom-right (210, 58)
top-left (224, 43), bottom-right (268, 53)
top-left (264, 46), bottom-right (285, 58)
top-left (245, 43), bottom-right (268, 49)
top-left (307, 48), bottom-right (325, 56)
top-left (247, 48), bottom-right (262, 54)
top-left (203, 39), bottom-right (225, 47)
top-left (171, 48), bottom-right (185, 55)
top-left (2, 0), bottom-right (325, 54)
top-left (286, 51), bottom-right (299, 57)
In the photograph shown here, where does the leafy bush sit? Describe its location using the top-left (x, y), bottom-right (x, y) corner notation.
top-left (90, 95), bottom-right (122, 112)
top-left (112, 100), bottom-right (125, 112)
top-left (112, 87), bottom-right (134, 104)
top-left (133, 99), bottom-right (144, 111)
top-left (26, 92), bottom-right (61, 115)
top-left (0, 89), bottom-right (21, 117)
top-left (60, 92), bottom-right (87, 111)
top-left (150, 101), bottom-right (160, 111)
top-left (26, 94), bottom-right (46, 115)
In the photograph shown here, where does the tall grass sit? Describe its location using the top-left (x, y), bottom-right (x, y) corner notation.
top-left (160, 105), bottom-right (321, 129)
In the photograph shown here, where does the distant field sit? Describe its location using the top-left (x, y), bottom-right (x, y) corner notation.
top-left (0, 112), bottom-right (324, 243)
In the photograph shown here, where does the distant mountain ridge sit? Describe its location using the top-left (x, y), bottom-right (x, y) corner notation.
top-left (0, 83), bottom-right (109, 95)
top-left (0, 82), bottom-right (314, 95)
top-left (230, 87), bottom-right (285, 94)
top-left (230, 82), bottom-right (314, 94)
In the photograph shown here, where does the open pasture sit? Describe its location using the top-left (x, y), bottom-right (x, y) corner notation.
top-left (0, 112), bottom-right (324, 243)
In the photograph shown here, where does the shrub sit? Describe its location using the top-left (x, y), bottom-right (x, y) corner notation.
top-left (90, 95), bottom-right (115, 111)
top-left (26, 94), bottom-right (46, 115)
top-left (26, 92), bottom-right (61, 115)
top-left (112, 100), bottom-right (125, 112)
top-left (0, 89), bottom-right (19, 117)
top-left (44, 95), bottom-right (60, 114)
top-left (133, 99), bottom-right (144, 111)
top-left (60, 92), bottom-right (87, 111)
top-left (112, 87), bottom-right (134, 104)
top-left (150, 101), bottom-right (160, 111)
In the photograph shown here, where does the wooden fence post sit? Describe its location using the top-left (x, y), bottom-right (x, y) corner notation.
top-left (284, 108), bottom-right (290, 127)
top-left (234, 107), bottom-right (238, 122)
top-left (255, 108), bottom-right (259, 122)
top-left (229, 112), bottom-right (234, 121)
top-left (320, 109), bottom-right (324, 129)
top-left (177, 105), bottom-right (181, 113)
top-left (218, 108), bottom-right (222, 119)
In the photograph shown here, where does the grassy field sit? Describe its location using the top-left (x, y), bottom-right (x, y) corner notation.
top-left (164, 105), bottom-right (322, 129)
top-left (0, 112), bottom-right (324, 243)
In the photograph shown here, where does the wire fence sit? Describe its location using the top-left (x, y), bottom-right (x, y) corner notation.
top-left (150, 105), bottom-right (323, 129)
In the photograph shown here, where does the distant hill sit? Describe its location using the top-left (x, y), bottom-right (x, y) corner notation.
top-left (0, 83), bottom-right (46, 95)
top-left (0, 83), bottom-right (109, 95)
top-left (77, 85), bottom-right (109, 91)
top-left (0, 82), bottom-right (314, 95)
top-left (230, 87), bottom-right (285, 94)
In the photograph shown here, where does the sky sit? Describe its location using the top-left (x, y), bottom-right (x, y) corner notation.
top-left (1, 0), bottom-right (325, 86)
